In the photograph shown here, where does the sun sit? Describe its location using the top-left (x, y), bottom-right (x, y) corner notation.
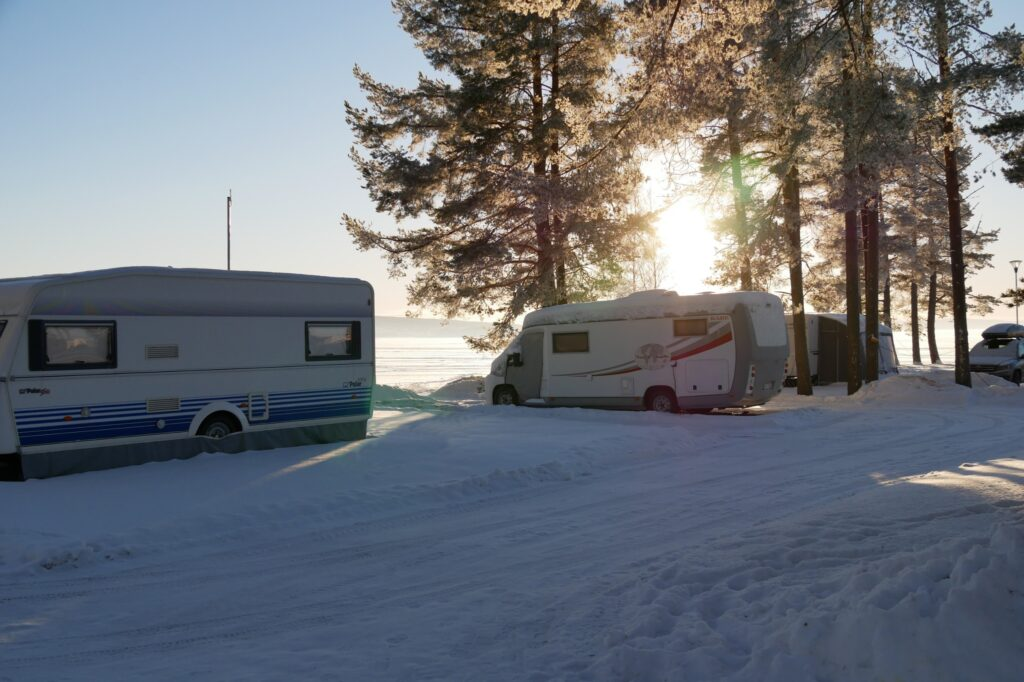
top-left (653, 195), bottom-right (723, 295)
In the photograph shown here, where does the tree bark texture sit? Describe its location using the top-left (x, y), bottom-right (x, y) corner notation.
top-left (864, 192), bottom-right (880, 383)
top-left (531, 31), bottom-right (556, 307)
top-left (911, 280), bottom-right (922, 364)
top-left (783, 165), bottom-right (812, 395)
top-left (845, 205), bottom-right (863, 394)
top-left (935, 0), bottom-right (970, 386)
top-left (928, 269), bottom-right (941, 364)
top-left (726, 109), bottom-right (753, 291)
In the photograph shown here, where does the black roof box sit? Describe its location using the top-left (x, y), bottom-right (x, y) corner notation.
top-left (981, 323), bottom-right (1024, 339)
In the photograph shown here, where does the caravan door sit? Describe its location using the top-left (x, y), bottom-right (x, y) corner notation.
top-left (506, 331), bottom-right (543, 401)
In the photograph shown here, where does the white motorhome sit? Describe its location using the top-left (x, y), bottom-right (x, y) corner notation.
top-left (0, 267), bottom-right (374, 480)
top-left (784, 313), bottom-right (899, 385)
top-left (485, 290), bottom-right (788, 412)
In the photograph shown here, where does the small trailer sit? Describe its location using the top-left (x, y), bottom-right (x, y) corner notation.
top-left (0, 267), bottom-right (374, 480)
top-left (784, 313), bottom-right (899, 385)
top-left (484, 290), bottom-right (788, 412)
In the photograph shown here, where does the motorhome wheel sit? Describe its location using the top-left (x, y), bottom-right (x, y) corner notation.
top-left (493, 386), bottom-right (519, 406)
top-left (646, 388), bottom-right (678, 414)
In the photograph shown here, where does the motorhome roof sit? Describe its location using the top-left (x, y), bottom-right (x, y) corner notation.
top-left (0, 267), bottom-right (371, 317)
top-left (522, 290), bottom-right (779, 328)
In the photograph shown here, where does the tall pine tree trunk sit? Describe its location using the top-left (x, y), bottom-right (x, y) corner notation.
top-left (864, 189), bottom-right (880, 382)
top-left (928, 268), bottom-right (941, 364)
top-left (911, 280), bottom-right (922, 364)
top-left (883, 273), bottom-right (891, 328)
top-left (845, 204), bottom-right (862, 394)
top-left (784, 165), bottom-right (812, 395)
top-left (935, 0), bottom-right (970, 386)
top-left (550, 12), bottom-right (567, 306)
top-left (880, 194), bottom-right (891, 328)
top-left (726, 108), bottom-right (752, 291)
top-left (531, 33), bottom-right (556, 307)
top-left (841, 58), bottom-right (862, 395)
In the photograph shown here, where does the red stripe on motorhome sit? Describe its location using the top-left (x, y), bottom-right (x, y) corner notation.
top-left (590, 331), bottom-right (734, 377)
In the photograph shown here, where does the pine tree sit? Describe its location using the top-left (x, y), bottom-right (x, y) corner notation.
top-left (891, 0), bottom-right (1023, 385)
top-left (343, 1), bottom-right (655, 350)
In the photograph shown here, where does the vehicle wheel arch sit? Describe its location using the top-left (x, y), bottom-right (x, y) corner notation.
top-left (643, 385), bottom-right (679, 413)
top-left (189, 402), bottom-right (249, 437)
top-left (492, 384), bottom-right (519, 406)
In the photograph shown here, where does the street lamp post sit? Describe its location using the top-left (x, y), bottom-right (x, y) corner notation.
top-left (1012, 260), bottom-right (1022, 325)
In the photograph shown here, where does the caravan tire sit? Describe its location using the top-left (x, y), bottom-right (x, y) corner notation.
top-left (493, 385), bottom-right (519, 406)
top-left (198, 413), bottom-right (241, 439)
top-left (645, 388), bottom-right (679, 414)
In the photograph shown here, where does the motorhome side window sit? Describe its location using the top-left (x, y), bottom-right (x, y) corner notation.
top-left (306, 321), bottom-right (361, 361)
top-left (552, 332), bottom-right (589, 353)
top-left (674, 318), bottom-right (708, 336)
top-left (28, 321), bottom-right (116, 370)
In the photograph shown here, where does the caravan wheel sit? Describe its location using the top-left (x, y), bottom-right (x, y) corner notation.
top-left (198, 414), bottom-right (240, 439)
top-left (645, 388), bottom-right (679, 414)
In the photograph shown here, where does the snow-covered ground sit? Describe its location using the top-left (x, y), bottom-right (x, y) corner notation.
top-left (1, 367), bottom-right (1023, 681)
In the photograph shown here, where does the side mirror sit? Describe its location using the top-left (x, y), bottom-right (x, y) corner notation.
top-left (507, 352), bottom-right (522, 367)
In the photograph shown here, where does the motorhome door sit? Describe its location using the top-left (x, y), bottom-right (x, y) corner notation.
top-left (506, 332), bottom-right (543, 401)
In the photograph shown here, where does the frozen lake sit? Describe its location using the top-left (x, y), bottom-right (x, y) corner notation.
top-left (376, 317), bottom-right (1002, 392)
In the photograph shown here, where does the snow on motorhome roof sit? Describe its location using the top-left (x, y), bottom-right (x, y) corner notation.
top-left (522, 290), bottom-right (780, 328)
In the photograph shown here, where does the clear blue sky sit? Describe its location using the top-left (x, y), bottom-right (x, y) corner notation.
top-left (2, 0), bottom-right (1023, 318)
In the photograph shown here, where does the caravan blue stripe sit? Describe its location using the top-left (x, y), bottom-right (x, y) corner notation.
top-left (17, 396), bottom-right (372, 447)
top-left (15, 386), bottom-right (371, 417)
top-left (18, 397), bottom-right (371, 436)
top-left (14, 387), bottom-right (370, 422)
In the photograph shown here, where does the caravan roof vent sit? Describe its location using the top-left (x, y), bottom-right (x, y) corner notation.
top-left (145, 344), bottom-right (180, 359)
top-left (981, 324), bottom-right (1024, 340)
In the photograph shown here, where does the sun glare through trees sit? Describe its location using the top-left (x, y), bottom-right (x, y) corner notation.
top-left (654, 195), bottom-right (721, 296)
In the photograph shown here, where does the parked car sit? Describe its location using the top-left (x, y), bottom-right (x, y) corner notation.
top-left (968, 323), bottom-right (1024, 384)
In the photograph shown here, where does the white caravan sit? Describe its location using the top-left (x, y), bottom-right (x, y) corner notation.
top-left (0, 267), bottom-right (374, 480)
top-left (784, 313), bottom-right (899, 385)
top-left (485, 290), bottom-right (788, 412)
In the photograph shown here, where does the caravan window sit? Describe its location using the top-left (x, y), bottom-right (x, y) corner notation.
top-left (553, 332), bottom-right (589, 353)
top-left (674, 318), bottom-right (707, 337)
top-left (29, 321), bottom-right (116, 370)
top-left (306, 322), bottom-right (361, 361)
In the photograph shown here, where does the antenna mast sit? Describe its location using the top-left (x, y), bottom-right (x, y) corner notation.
top-left (226, 189), bottom-right (232, 270)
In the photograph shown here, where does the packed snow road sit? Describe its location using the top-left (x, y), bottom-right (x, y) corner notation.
top-left (1, 369), bottom-right (1023, 681)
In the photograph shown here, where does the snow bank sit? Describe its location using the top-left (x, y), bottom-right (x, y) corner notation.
top-left (848, 369), bottom-right (1024, 407)
top-left (429, 375), bottom-right (484, 402)
top-left (373, 384), bottom-right (440, 409)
